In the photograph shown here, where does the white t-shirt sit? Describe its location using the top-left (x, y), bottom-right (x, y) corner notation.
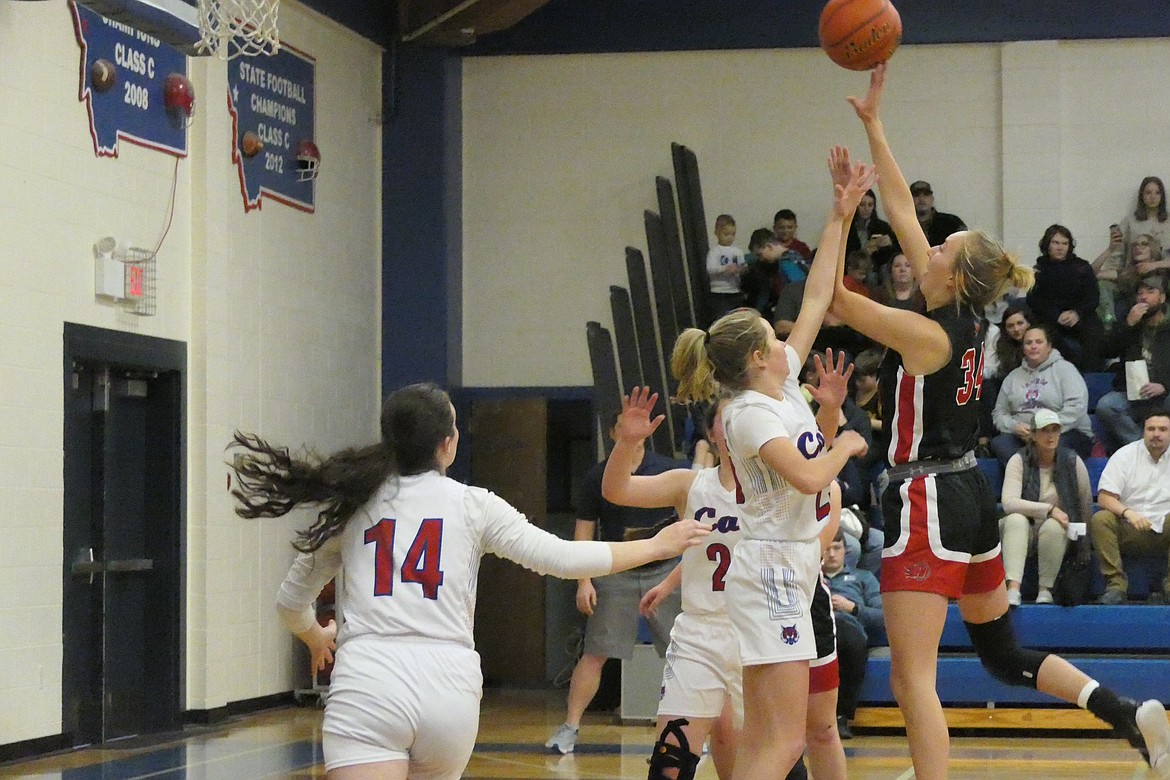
top-left (276, 471), bottom-right (613, 648)
top-left (1098, 441), bottom-right (1170, 533)
top-left (679, 466), bottom-right (743, 616)
top-left (706, 245), bottom-right (746, 294)
top-left (722, 344), bottom-right (827, 543)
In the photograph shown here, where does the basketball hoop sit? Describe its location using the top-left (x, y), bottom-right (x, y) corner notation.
top-left (196, 0), bottom-right (280, 60)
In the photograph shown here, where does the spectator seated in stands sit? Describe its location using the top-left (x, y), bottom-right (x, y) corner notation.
top-left (1092, 223), bottom-right (1126, 325)
top-left (843, 250), bottom-right (873, 299)
top-left (776, 276), bottom-right (874, 360)
top-left (991, 324), bottom-right (1094, 465)
top-left (845, 188), bottom-right (897, 281)
top-left (908, 180), bottom-right (966, 247)
top-left (822, 528), bottom-right (885, 741)
top-left (1090, 411), bottom-right (1170, 605)
top-left (1026, 224), bottom-right (1105, 372)
top-left (980, 303), bottom-right (1034, 452)
top-left (872, 252), bottom-right (924, 312)
top-left (1116, 234), bottom-right (1164, 317)
top-left (852, 347), bottom-right (884, 451)
top-left (742, 227), bottom-right (787, 321)
top-left (850, 347), bottom-right (888, 527)
top-left (705, 214), bottom-right (747, 319)
top-left (999, 409), bottom-right (1092, 606)
top-left (772, 208), bottom-right (813, 272)
top-left (1097, 275), bottom-right (1170, 454)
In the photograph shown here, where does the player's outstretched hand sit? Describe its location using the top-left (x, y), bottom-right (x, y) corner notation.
top-left (828, 145), bottom-right (853, 190)
top-left (653, 518), bottom-right (712, 557)
top-left (833, 158), bottom-right (878, 219)
top-left (615, 386), bottom-right (666, 445)
top-left (847, 62), bottom-right (887, 124)
top-left (808, 349), bottom-right (854, 410)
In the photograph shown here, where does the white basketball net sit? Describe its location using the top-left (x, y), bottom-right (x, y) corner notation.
top-left (197, 0), bottom-right (280, 60)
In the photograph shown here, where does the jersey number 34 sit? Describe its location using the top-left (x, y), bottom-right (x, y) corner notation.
top-left (365, 518), bottom-right (446, 599)
top-left (955, 347), bottom-right (984, 406)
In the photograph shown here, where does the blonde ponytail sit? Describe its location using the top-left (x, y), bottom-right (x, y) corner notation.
top-left (672, 328), bottom-right (717, 405)
top-left (954, 231), bottom-right (1034, 312)
top-left (672, 309), bottom-right (771, 403)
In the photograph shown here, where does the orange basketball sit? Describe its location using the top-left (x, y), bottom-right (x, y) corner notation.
top-left (819, 0), bottom-right (902, 71)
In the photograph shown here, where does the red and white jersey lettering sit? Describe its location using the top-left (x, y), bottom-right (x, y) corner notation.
top-left (680, 467), bottom-right (744, 616)
top-left (882, 307), bottom-right (983, 465)
top-left (277, 471), bottom-right (614, 649)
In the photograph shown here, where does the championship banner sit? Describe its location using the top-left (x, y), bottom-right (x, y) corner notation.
top-left (70, 1), bottom-right (190, 158)
top-left (227, 43), bottom-right (317, 212)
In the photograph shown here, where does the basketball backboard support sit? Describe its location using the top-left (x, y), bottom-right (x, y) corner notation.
top-left (73, 0), bottom-right (201, 55)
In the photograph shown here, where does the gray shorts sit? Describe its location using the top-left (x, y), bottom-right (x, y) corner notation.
top-left (583, 559), bottom-right (682, 660)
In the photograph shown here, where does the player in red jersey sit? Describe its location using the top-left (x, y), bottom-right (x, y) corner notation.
top-left (826, 64), bottom-right (1170, 780)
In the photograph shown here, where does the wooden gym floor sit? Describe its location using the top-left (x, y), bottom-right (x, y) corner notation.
top-left (0, 689), bottom-right (1162, 779)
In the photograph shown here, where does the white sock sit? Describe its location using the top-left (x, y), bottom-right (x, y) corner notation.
top-left (1077, 679), bottom-right (1100, 709)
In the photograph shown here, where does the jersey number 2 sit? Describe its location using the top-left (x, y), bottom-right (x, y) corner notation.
top-left (364, 518), bottom-right (446, 599)
top-left (707, 543), bottom-right (731, 592)
top-left (955, 347), bottom-right (984, 406)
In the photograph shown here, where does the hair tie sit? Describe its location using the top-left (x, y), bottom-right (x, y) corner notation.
top-left (703, 331), bottom-right (711, 346)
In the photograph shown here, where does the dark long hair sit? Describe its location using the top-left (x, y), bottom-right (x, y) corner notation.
top-left (229, 382), bottom-right (455, 552)
top-left (995, 302), bottom-right (1033, 375)
top-left (1135, 176), bottom-right (1168, 223)
top-left (1038, 224), bottom-right (1075, 259)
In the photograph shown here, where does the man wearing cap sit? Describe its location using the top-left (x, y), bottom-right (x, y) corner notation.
top-left (1089, 411), bottom-right (1170, 604)
top-left (1096, 275), bottom-right (1170, 453)
top-left (909, 180), bottom-right (967, 248)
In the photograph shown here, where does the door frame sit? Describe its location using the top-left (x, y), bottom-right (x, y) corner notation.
top-left (62, 323), bottom-right (187, 743)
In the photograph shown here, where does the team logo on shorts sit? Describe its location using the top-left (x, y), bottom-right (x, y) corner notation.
top-left (904, 561), bottom-right (931, 582)
top-left (781, 625), bottom-right (800, 645)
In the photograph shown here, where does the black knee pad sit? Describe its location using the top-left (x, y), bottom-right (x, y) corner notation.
top-left (647, 718), bottom-right (700, 780)
top-left (964, 613), bottom-right (1048, 688)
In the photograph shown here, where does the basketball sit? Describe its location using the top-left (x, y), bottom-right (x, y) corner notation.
top-left (90, 59), bottom-right (117, 93)
top-left (240, 130), bottom-right (264, 158)
top-left (819, 0), bottom-right (902, 71)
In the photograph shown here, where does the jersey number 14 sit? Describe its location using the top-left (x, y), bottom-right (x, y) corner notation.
top-left (364, 518), bottom-right (446, 599)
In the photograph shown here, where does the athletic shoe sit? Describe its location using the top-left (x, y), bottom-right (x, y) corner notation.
top-left (1117, 697), bottom-right (1151, 765)
top-left (1035, 589), bottom-right (1054, 605)
top-left (1099, 588), bottom-right (1125, 606)
top-left (1137, 700), bottom-right (1170, 775)
top-left (1007, 589), bottom-right (1022, 607)
top-left (545, 723), bottom-right (579, 754)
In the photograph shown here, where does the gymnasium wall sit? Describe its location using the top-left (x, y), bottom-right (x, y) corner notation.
top-left (0, 0), bottom-right (381, 744)
top-left (461, 39), bottom-right (1170, 387)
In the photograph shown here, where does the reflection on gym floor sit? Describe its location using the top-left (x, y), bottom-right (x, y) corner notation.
top-left (0, 689), bottom-right (1159, 779)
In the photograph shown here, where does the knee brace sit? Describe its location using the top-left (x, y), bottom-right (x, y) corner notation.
top-left (964, 613), bottom-right (1048, 689)
top-left (647, 718), bottom-right (700, 780)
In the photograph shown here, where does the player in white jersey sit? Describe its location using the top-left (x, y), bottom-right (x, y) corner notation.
top-left (229, 382), bottom-right (711, 780)
top-left (671, 149), bottom-right (872, 780)
top-left (606, 389), bottom-right (848, 780)
top-left (600, 392), bottom-right (743, 779)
